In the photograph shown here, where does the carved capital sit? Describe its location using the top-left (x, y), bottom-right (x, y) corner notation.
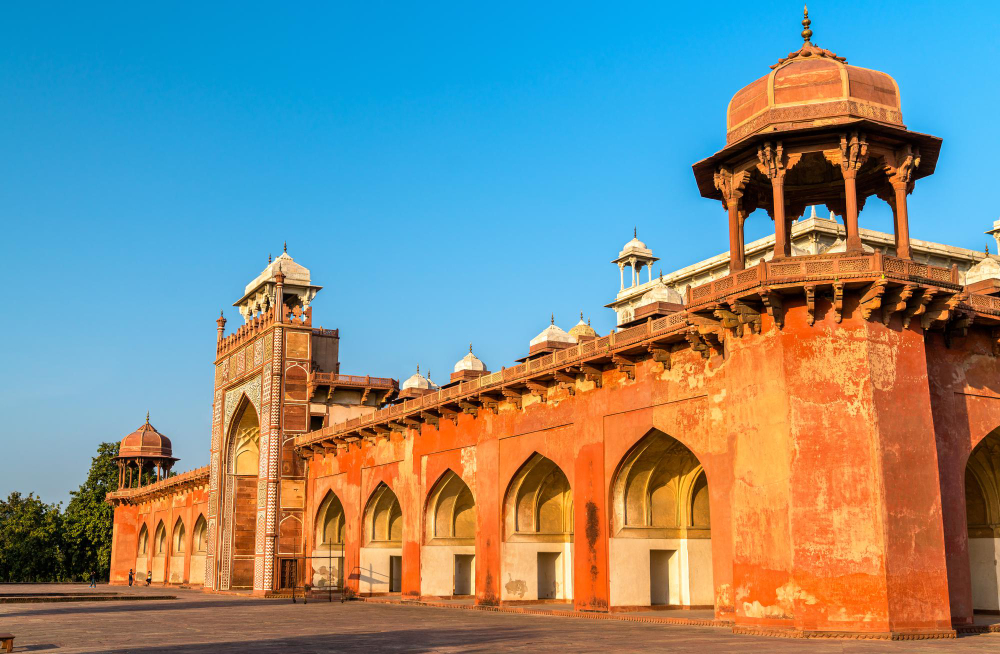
top-left (884, 144), bottom-right (921, 192)
top-left (839, 132), bottom-right (869, 177)
top-left (757, 141), bottom-right (787, 180)
top-left (714, 167), bottom-right (751, 208)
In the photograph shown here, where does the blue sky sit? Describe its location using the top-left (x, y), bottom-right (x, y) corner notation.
top-left (3, 2), bottom-right (998, 504)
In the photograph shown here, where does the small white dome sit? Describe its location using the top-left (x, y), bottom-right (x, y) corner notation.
top-left (402, 366), bottom-right (437, 391)
top-left (966, 256), bottom-right (1000, 285)
top-left (454, 348), bottom-right (486, 373)
top-left (530, 322), bottom-right (576, 346)
top-left (623, 236), bottom-right (648, 251)
top-left (568, 315), bottom-right (597, 339)
top-left (638, 282), bottom-right (683, 306)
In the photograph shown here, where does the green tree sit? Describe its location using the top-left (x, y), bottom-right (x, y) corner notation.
top-left (0, 492), bottom-right (64, 582)
top-left (63, 441), bottom-right (120, 581)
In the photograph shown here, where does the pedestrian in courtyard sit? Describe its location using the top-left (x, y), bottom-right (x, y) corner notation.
top-left (89, 570), bottom-right (96, 588)
top-left (128, 569), bottom-right (134, 587)
top-left (145, 570), bottom-right (152, 586)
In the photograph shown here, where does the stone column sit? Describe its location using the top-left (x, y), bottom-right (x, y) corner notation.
top-left (618, 263), bottom-right (624, 291)
top-left (757, 142), bottom-right (791, 259)
top-left (887, 145), bottom-right (919, 260)
top-left (714, 167), bottom-right (750, 272)
top-left (839, 133), bottom-right (868, 253)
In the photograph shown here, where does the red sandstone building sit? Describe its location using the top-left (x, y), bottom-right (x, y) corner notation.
top-left (109, 14), bottom-right (1000, 639)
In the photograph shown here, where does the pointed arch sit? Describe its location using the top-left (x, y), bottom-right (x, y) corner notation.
top-left (425, 470), bottom-right (476, 544)
top-left (965, 430), bottom-right (1000, 612)
top-left (611, 429), bottom-right (707, 536)
top-left (153, 521), bottom-right (167, 555)
top-left (230, 396), bottom-right (261, 476)
top-left (172, 517), bottom-right (186, 554)
top-left (363, 482), bottom-right (402, 545)
top-left (316, 491), bottom-right (346, 547)
top-left (504, 453), bottom-right (573, 542)
top-left (192, 515), bottom-right (208, 554)
top-left (137, 523), bottom-right (149, 556)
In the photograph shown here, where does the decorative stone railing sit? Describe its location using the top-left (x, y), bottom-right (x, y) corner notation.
top-left (105, 465), bottom-right (211, 505)
top-left (296, 311), bottom-right (690, 450)
top-left (296, 251), bottom-right (1000, 452)
top-left (685, 252), bottom-right (960, 308)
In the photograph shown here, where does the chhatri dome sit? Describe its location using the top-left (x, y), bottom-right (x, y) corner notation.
top-left (117, 413), bottom-right (175, 460)
top-left (638, 278), bottom-right (683, 307)
top-left (726, 7), bottom-right (902, 145)
top-left (402, 365), bottom-right (437, 391)
top-left (530, 315), bottom-right (576, 347)
top-left (568, 312), bottom-right (598, 340)
top-left (454, 345), bottom-right (486, 373)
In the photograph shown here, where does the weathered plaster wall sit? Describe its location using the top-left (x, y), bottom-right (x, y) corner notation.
top-left (608, 537), bottom-right (712, 607)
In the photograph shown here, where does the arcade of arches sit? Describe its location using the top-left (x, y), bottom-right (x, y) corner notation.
top-left (107, 12), bottom-right (1000, 640)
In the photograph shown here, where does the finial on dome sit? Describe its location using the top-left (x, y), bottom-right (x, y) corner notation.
top-left (416, 364), bottom-right (420, 374)
top-left (801, 5), bottom-right (812, 44)
top-left (283, 241), bottom-right (287, 253)
top-left (986, 242), bottom-right (991, 255)
top-left (580, 311), bottom-right (584, 321)
top-left (551, 313), bottom-right (555, 325)
top-left (634, 226), bottom-right (637, 238)
top-left (469, 343), bottom-right (473, 353)
top-left (145, 411), bottom-right (150, 424)
top-left (268, 253), bottom-right (272, 264)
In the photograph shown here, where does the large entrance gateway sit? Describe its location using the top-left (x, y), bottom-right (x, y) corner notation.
top-left (966, 430), bottom-right (1000, 613)
top-left (609, 430), bottom-right (712, 609)
top-left (225, 399), bottom-right (260, 589)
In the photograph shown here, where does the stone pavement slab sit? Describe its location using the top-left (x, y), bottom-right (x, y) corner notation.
top-left (2, 584), bottom-right (999, 653)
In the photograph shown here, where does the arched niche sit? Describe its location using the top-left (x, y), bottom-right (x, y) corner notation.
top-left (608, 430), bottom-right (713, 609)
top-left (611, 430), bottom-right (708, 537)
top-left (232, 398), bottom-right (261, 476)
top-left (501, 454), bottom-right (574, 602)
top-left (425, 471), bottom-right (476, 544)
top-left (137, 524), bottom-right (149, 556)
top-left (190, 515), bottom-right (208, 586)
top-left (172, 518), bottom-right (186, 554)
top-left (154, 521), bottom-right (166, 556)
top-left (504, 453), bottom-right (573, 542)
top-left (364, 483), bottom-right (402, 546)
top-left (193, 516), bottom-right (208, 554)
top-left (966, 431), bottom-right (1000, 612)
top-left (316, 491), bottom-right (346, 547)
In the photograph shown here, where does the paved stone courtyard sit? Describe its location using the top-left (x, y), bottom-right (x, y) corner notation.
top-left (2, 584), bottom-right (999, 653)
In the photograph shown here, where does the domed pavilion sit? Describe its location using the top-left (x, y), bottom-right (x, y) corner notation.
top-left (115, 413), bottom-right (178, 489)
top-left (692, 8), bottom-right (941, 271)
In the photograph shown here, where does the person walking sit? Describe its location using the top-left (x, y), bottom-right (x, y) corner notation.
top-left (145, 570), bottom-right (152, 586)
top-left (128, 569), bottom-right (134, 587)
top-left (89, 570), bottom-right (96, 588)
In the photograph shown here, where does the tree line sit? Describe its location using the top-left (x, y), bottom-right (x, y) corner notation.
top-left (0, 442), bottom-right (128, 582)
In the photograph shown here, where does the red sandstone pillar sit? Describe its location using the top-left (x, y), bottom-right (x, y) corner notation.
top-left (728, 200), bottom-right (745, 272)
top-left (572, 441), bottom-right (609, 611)
top-left (843, 170), bottom-right (863, 252)
top-left (771, 178), bottom-right (789, 259)
top-left (892, 182), bottom-right (912, 260)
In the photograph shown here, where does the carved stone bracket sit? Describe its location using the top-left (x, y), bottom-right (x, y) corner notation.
top-left (685, 328), bottom-right (711, 359)
top-left (881, 284), bottom-right (915, 325)
top-left (612, 354), bottom-right (637, 380)
top-left (648, 345), bottom-right (671, 369)
top-left (831, 283), bottom-right (844, 323)
top-left (458, 400), bottom-right (479, 417)
top-left (526, 381), bottom-right (549, 402)
top-left (579, 363), bottom-right (604, 388)
top-left (758, 288), bottom-right (785, 328)
top-left (804, 285), bottom-right (816, 326)
top-left (501, 387), bottom-right (522, 410)
top-left (903, 288), bottom-right (934, 328)
top-left (713, 306), bottom-right (743, 337)
top-left (921, 292), bottom-right (964, 331)
top-left (858, 280), bottom-right (887, 320)
top-left (729, 300), bottom-right (762, 334)
top-left (943, 312), bottom-right (973, 348)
